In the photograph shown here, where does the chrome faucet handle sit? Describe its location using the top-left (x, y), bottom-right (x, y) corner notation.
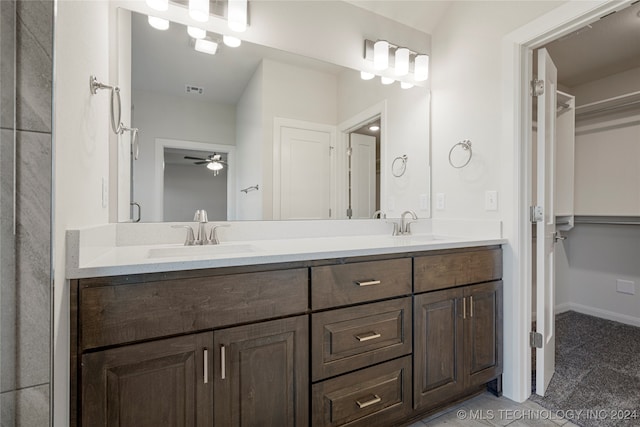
top-left (172, 225), bottom-right (196, 246)
top-left (207, 224), bottom-right (231, 245)
top-left (385, 220), bottom-right (400, 236)
top-left (404, 220), bottom-right (417, 235)
top-left (194, 209), bottom-right (208, 222)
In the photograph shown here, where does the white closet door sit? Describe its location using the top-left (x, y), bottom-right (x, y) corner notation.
top-left (350, 133), bottom-right (376, 219)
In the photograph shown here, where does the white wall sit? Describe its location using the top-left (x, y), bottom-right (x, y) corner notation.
top-left (572, 66), bottom-right (640, 106)
top-left (53, 2), bottom-right (112, 425)
top-left (337, 70), bottom-right (430, 217)
top-left (131, 89), bottom-right (236, 221)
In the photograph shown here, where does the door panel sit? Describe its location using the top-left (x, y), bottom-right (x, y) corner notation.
top-left (350, 133), bottom-right (377, 219)
top-left (82, 333), bottom-right (213, 427)
top-left (214, 316), bottom-right (309, 427)
top-left (535, 48), bottom-right (557, 396)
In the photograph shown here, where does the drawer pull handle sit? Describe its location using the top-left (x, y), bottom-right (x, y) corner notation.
top-left (355, 332), bottom-right (382, 342)
top-left (470, 296), bottom-right (474, 318)
top-left (203, 348), bottom-right (209, 384)
top-left (221, 345), bottom-right (226, 380)
top-left (355, 279), bottom-right (381, 287)
top-left (463, 297), bottom-right (466, 319)
top-left (356, 394), bottom-right (382, 409)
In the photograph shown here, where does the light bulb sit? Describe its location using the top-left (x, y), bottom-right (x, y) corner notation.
top-left (414, 54), bottom-right (429, 82)
top-left (148, 16), bottom-right (169, 30)
top-left (195, 39), bottom-right (218, 55)
top-left (146, 0), bottom-right (168, 11)
top-left (369, 125), bottom-right (380, 131)
top-left (187, 26), bottom-right (206, 39)
top-left (189, 0), bottom-right (209, 22)
top-left (381, 76), bottom-right (394, 85)
top-left (373, 40), bottom-right (389, 70)
top-left (395, 48), bottom-right (410, 76)
top-left (207, 161), bottom-right (224, 171)
top-left (401, 81), bottom-right (414, 89)
top-left (360, 71), bottom-right (375, 80)
top-left (223, 35), bottom-right (242, 48)
top-left (228, 0), bottom-right (247, 32)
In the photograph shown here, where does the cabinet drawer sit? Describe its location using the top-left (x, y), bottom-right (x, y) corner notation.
top-left (79, 268), bottom-right (308, 350)
top-left (311, 298), bottom-right (412, 381)
top-left (311, 259), bottom-right (411, 309)
top-left (312, 356), bottom-right (412, 427)
top-left (414, 247), bottom-right (502, 293)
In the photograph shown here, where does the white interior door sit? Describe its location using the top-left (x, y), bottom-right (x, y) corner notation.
top-left (350, 133), bottom-right (376, 219)
top-left (279, 126), bottom-right (333, 219)
top-left (535, 48), bottom-right (557, 396)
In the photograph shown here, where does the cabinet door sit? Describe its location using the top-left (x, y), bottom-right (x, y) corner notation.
top-left (413, 288), bottom-right (465, 410)
top-left (464, 281), bottom-right (503, 387)
top-left (82, 333), bottom-right (213, 427)
top-left (214, 315), bottom-right (309, 427)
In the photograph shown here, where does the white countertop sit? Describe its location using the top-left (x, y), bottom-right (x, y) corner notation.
top-left (66, 219), bottom-right (505, 279)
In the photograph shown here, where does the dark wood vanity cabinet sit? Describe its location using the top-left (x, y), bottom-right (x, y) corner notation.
top-left (71, 245), bottom-right (502, 427)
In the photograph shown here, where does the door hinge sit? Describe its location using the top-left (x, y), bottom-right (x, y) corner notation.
top-left (530, 79), bottom-right (544, 97)
top-left (346, 207), bottom-right (353, 218)
top-left (530, 205), bottom-right (543, 223)
top-left (530, 331), bottom-right (543, 348)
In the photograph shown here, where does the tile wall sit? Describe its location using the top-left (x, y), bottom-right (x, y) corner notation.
top-left (1, 1), bottom-right (53, 425)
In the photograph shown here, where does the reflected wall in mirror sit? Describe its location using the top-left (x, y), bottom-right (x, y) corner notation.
top-left (123, 9), bottom-right (429, 222)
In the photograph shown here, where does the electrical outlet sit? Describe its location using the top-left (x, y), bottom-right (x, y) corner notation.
top-left (485, 190), bottom-right (498, 211)
top-left (101, 177), bottom-right (108, 208)
top-left (436, 193), bottom-right (445, 211)
top-left (616, 279), bottom-right (635, 295)
top-left (420, 193), bottom-right (429, 211)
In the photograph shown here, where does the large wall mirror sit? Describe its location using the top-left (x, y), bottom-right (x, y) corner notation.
top-left (118, 7), bottom-right (430, 222)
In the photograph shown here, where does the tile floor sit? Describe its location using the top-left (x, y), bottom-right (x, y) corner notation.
top-left (408, 392), bottom-right (580, 427)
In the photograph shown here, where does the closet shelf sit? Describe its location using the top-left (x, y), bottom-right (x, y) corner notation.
top-left (575, 91), bottom-right (640, 118)
top-left (574, 215), bottom-right (640, 226)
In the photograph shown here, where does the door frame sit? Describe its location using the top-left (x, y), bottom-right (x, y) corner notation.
top-left (503, 0), bottom-right (632, 402)
top-left (154, 138), bottom-right (236, 221)
top-left (272, 117), bottom-right (337, 220)
top-left (337, 101), bottom-right (387, 220)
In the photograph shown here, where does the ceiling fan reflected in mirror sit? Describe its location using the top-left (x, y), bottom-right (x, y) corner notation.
top-left (184, 153), bottom-right (228, 176)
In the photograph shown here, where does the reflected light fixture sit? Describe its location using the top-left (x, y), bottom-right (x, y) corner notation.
top-left (223, 35), bottom-right (242, 47)
top-left (400, 81), bottom-right (414, 89)
top-left (187, 26), bottom-right (206, 39)
top-left (146, 0), bottom-right (168, 11)
top-left (228, 0), bottom-right (248, 32)
top-left (369, 124), bottom-right (380, 132)
top-left (195, 39), bottom-right (218, 55)
top-left (189, 0), bottom-right (209, 22)
top-left (381, 76), bottom-right (394, 85)
top-left (148, 16), bottom-right (170, 30)
top-left (373, 40), bottom-right (389, 70)
top-left (206, 159), bottom-right (224, 176)
top-left (414, 54), bottom-right (429, 81)
top-left (360, 71), bottom-right (375, 80)
top-left (395, 47), bottom-right (410, 76)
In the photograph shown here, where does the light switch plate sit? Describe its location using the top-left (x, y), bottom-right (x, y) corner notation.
top-left (436, 193), bottom-right (445, 211)
top-left (485, 190), bottom-right (498, 211)
top-left (420, 194), bottom-right (429, 211)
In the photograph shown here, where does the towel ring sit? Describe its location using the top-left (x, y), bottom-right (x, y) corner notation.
top-left (448, 140), bottom-right (472, 168)
top-left (392, 155), bottom-right (408, 177)
top-left (90, 75), bottom-right (123, 135)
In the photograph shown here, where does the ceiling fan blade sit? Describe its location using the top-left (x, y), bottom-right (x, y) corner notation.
top-left (184, 156), bottom-right (207, 161)
top-left (194, 161), bottom-right (209, 165)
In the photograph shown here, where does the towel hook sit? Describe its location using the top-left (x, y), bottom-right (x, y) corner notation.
top-left (448, 139), bottom-right (472, 168)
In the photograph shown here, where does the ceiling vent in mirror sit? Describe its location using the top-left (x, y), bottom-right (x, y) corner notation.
top-left (185, 85), bottom-right (204, 95)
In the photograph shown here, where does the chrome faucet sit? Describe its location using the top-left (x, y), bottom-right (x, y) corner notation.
top-left (208, 224), bottom-right (230, 245)
top-left (400, 210), bottom-right (418, 235)
top-left (372, 210), bottom-right (386, 219)
top-left (194, 209), bottom-right (208, 245)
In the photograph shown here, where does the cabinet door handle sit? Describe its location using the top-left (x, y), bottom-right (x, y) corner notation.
top-left (355, 332), bottom-right (381, 342)
top-left (203, 348), bottom-right (209, 384)
top-left (220, 345), bottom-right (226, 380)
top-left (470, 296), bottom-right (474, 318)
top-left (355, 279), bottom-right (381, 287)
top-left (462, 297), bottom-right (466, 319)
top-left (356, 394), bottom-right (382, 409)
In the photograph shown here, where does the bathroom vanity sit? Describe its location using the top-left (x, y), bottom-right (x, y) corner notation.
top-left (69, 234), bottom-right (503, 427)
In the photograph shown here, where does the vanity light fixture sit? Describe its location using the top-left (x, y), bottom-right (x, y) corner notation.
top-left (228, 0), bottom-right (248, 32)
top-left (187, 26), bottom-right (206, 39)
top-left (148, 16), bottom-right (170, 30)
top-left (360, 71), bottom-right (375, 80)
top-left (189, 0), bottom-right (209, 22)
top-left (414, 54), bottom-right (429, 82)
top-left (223, 35), bottom-right (242, 48)
top-left (400, 81), bottom-right (414, 89)
top-left (381, 76), bottom-right (394, 85)
top-left (395, 47), bottom-right (410, 76)
top-left (146, 0), bottom-right (168, 11)
top-left (194, 38), bottom-right (218, 55)
top-left (373, 40), bottom-right (389, 70)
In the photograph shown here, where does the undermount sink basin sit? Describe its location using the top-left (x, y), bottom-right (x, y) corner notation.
top-left (147, 243), bottom-right (258, 259)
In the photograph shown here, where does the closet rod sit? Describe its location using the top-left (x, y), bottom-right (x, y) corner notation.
top-left (575, 90), bottom-right (640, 117)
top-left (574, 216), bottom-right (640, 226)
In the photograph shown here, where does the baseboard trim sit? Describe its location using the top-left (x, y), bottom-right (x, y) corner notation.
top-left (561, 303), bottom-right (640, 327)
